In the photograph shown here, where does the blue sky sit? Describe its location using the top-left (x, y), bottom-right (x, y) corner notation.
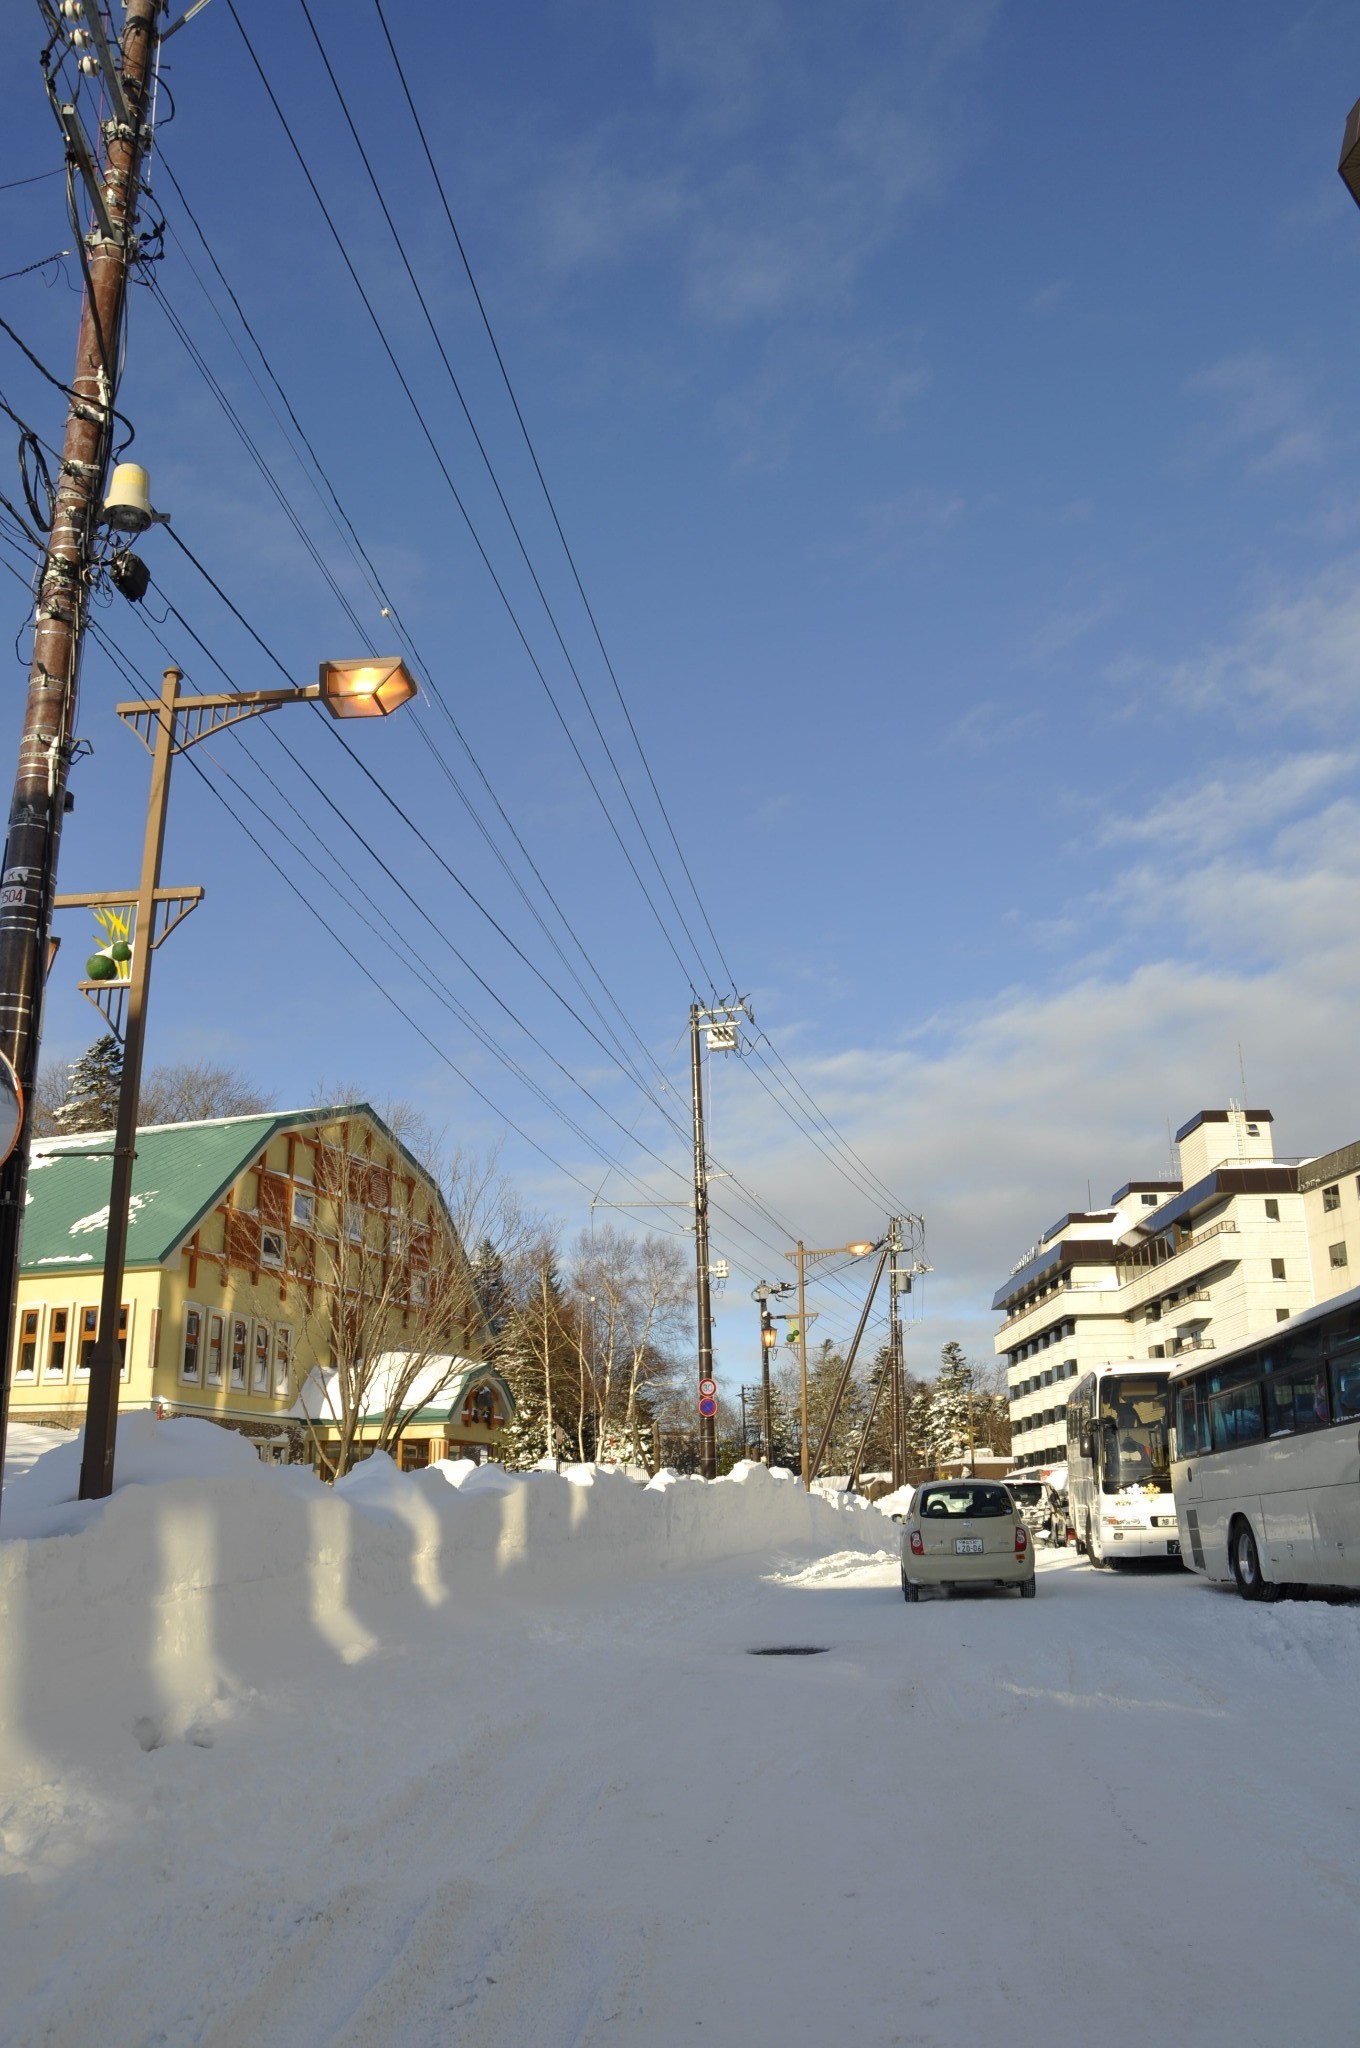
top-left (3, 0), bottom-right (1360, 1383)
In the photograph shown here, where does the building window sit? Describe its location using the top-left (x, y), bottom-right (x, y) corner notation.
top-left (252, 1321), bottom-right (271, 1393)
top-left (182, 1306), bottom-right (202, 1384)
top-left (1265, 1198), bottom-right (1280, 1222)
top-left (1331, 1243), bottom-right (1349, 1270)
top-left (1271, 1258), bottom-right (1286, 1280)
top-left (273, 1323), bottom-right (292, 1397)
top-left (1277, 1309), bottom-right (1290, 1323)
top-left (45, 1308), bottom-right (68, 1380)
top-left (230, 1317), bottom-right (248, 1388)
top-left (344, 1202), bottom-right (364, 1245)
top-left (411, 1270), bottom-right (428, 1304)
top-left (291, 1189), bottom-right (314, 1229)
top-left (1141, 1193), bottom-right (1158, 1206)
top-left (261, 1229), bottom-right (284, 1268)
top-left (206, 1313), bottom-right (224, 1387)
top-left (16, 1308), bottom-right (39, 1379)
top-left (116, 1305), bottom-right (129, 1377)
top-left (1323, 1186), bottom-right (1341, 1213)
top-left (76, 1306), bottom-right (99, 1375)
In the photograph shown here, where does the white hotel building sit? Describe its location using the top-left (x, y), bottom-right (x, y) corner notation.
top-left (994, 1107), bottom-right (1313, 1470)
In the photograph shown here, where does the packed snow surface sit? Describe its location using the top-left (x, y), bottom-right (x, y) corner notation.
top-left (3, 1422), bottom-right (1360, 2045)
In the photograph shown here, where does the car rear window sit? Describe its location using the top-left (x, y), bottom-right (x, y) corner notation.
top-left (917, 1485), bottom-right (1013, 1519)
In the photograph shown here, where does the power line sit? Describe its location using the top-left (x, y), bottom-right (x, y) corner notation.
top-left (223, 0), bottom-right (705, 998)
top-left (368, 0), bottom-right (739, 996)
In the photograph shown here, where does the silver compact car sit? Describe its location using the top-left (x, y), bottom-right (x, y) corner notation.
top-left (901, 1480), bottom-right (1036, 1600)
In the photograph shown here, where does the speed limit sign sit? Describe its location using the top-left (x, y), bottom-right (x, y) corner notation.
top-left (699, 1377), bottom-right (717, 1398)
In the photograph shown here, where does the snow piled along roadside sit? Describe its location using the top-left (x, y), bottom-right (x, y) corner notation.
top-left (0, 1418), bottom-right (885, 1773)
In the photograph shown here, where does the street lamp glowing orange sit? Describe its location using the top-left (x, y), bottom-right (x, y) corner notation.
top-left (317, 657), bottom-right (418, 719)
top-left (846, 1242), bottom-right (875, 1257)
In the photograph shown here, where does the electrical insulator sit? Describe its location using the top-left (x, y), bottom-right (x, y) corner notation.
top-left (61, 1), bottom-right (84, 19)
top-left (79, 54), bottom-right (100, 74)
top-left (70, 28), bottom-right (93, 47)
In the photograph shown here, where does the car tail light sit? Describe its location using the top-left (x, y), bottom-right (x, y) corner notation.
top-left (910, 1530), bottom-right (924, 1555)
top-left (1015, 1525), bottom-right (1028, 1555)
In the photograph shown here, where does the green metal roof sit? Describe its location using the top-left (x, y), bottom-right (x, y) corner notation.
top-left (18, 1104), bottom-right (405, 1276)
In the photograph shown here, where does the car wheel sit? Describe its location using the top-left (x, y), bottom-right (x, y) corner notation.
top-left (1020, 1576), bottom-right (1036, 1598)
top-left (904, 1580), bottom-right (919, 1602)
top-left (1229, 1517), bottom-right (1276, 1603)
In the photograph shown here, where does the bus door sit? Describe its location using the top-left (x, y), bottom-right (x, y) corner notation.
top-left (1308, 1328), bottom-right (1360, 1577)
top-left (1257, 1329), bottom-right (1327, 1581)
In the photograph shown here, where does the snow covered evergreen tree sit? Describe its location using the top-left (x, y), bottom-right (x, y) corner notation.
top-left (51, 1035), bottom-right (122, 1134)
top-left (927, 1340), bottom-right (976, 1464)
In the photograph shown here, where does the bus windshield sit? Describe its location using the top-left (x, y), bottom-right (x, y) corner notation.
top-left (1100, 1378), bottom-right (1170, 1493)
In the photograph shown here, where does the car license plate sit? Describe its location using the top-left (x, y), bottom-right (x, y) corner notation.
top-left (955, 1537), bottom-right (984, 1555)
top-left (1166, 1539), bottom-right (1180, 1557)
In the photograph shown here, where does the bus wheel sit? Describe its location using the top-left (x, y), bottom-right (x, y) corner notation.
top-left (1087, 1518), bottom-right (1109, 1569)
top-left (1230, 1518), bottom-right (1276, 1603)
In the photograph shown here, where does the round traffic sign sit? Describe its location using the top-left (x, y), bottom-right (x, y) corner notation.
top-left (699, 1377), bottom-right (717, 1398)
top-left (699, 1396), bottom-right (717, 1418)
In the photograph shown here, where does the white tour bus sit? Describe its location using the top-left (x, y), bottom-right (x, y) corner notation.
top-left (1065, 1365), bottom-right (1179, 1567)
top-left (1169, 1285), bottom-right (1360, 1600)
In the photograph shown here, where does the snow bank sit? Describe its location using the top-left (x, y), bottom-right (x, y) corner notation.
top-left (0, 1426), bottom-right (885, 1774)
top-left (2, 1410), bottom-right (260, 1540)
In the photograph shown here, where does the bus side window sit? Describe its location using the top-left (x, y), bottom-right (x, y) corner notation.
top-left (1210, 1384), bottom-right (1264, 1452)
top-left (1329, 1335), bottom-right (1360, 1419)
top-left (1175, 1385), bottom-right (1205, 1457)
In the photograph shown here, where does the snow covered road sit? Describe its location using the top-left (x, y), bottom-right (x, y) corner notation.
top-left (5, 1528), bottom-right (1360, 2047)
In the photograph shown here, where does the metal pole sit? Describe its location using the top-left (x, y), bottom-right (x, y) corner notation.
top-left (79, 667), bottom-right (179, 1499)
top-left (690, 1003), bottom-right (715, 1479)
top-left (0, 0), bottom-right (162, 1517)
top-left (808, 1244), bottom-right (889, 1486)
top-left (796, 1242), bottom-right (809, 1489)
top-left (888, 1216), bottom-right (903, 1490)
top-left (760, 1311), bottom-right (773, 1466)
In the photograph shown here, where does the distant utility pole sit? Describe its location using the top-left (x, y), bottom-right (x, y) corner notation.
top-left (0, 0), bottom-right (163, 1512)
top-left (688, 999), bottom-right (748, 1479)
top-left (753, 1279), bottom-right (792, 1466)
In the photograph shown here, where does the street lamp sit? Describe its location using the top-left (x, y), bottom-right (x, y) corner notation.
top-left (1340, 98), bottom-right (1360, 210)
top-left (68, 658), bottom-right (416, 1501)
top-left (785, 1238), bottom-right (883, 1488)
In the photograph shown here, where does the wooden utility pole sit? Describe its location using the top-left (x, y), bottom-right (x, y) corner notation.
top-left (70, 668), bottom-right (202, 1499)
top-left (689, 1003), bottom-right (716, 1479)
top-left (0, 0), bottom-right (163, 1511)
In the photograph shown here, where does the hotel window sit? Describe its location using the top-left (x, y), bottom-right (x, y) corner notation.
top-left (1330, 1243), bottom-right (1349, 1270)
top-left (230, 1317), bottom-right (248, 1388)
top-left (1323, 1186), bottom-right (1341, 1213)
top-left (251, 1321), bottom-right (271, 1393)
top-left (182, 1306), bottom-right (202, 1384)
top-left (261, 1228), bottom-right (284, 1268)
top-left (45, 1308), bottom-right (68, 1379)
top-left (273, 1323), bottom-right (292, 1397)
top-left (206, 1313), bottom-right (224, 1387)
top-left (1264, 1199), bottom-right (1280, 1222)
top-left (291, 1189), bottom-right (314, 1229)
top-left (16, 1308), bottom-right (38, 1379)
top-left (1271, 1259), bottom-right (1286, 1280)
top-left (76, 1306), bottom-right (99, 1375)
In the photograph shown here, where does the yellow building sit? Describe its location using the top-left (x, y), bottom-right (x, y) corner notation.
top-left (8, 1102), bottom-right (512, 1469)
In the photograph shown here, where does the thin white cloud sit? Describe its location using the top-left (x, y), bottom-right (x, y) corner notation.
top-left (1183, 347), bottom-right (1324, 475)
top-left (1167, 555), bottom-right (1360, 725)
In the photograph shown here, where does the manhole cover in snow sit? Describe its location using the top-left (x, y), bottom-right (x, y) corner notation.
top-left (747, 1646), bottom-right (829, 1657)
